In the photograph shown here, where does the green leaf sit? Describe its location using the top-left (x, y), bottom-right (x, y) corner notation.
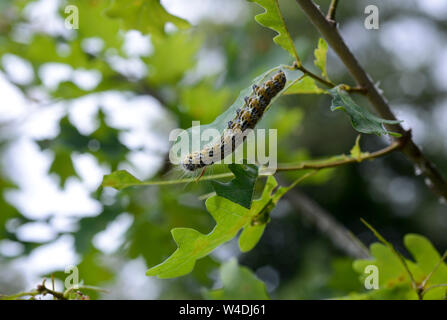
top-left (76, 248), bottom-right (114, 286)
top-left (210, 163), bottom-right (259, 209)
top-left (102, 169), bottom-right (236, 190)
top-left (404, 234), bottom-right (444, 274)
top-left (283, 76), bottom-right (325, 95)
top-left (180, 78), bottom-right (232, 123)
top-left (353, 243), bottom-right (410, 288)
top-left (404, 234), bottom-right (447, 287)
top-left (146, 176), bottom-right (280, 278)
top-left (205, 259), bottom-right (270, 300)
top-left (352, 229), bottom-right (447, 300)
top-left (49, 147), bottom-right (78, 188)
top-left (171, 65), bottom-right (302, 158)
top-left (350, 135), bottom-right (368, 162)
top-left (328, 258), bottom-right (364, 293)
top-left (248, 0), bottom-right (299, 61)
top-left (66, 0), bottom-right (122, 49)
top-left (127, 220), bottom-right (176, 267)
top-left (314, 38), bottom-right (330, 81)
top-left (106, 0), bottom-right (190, 37)
top-left (51, 248), bottom-right (113, 300)
top-left (0, 178), bottom-right (23, 240)
top-left (329, 86), bottom-right (402, 137)
top-left (238, 223), bottom-right (267, 253)
top-left (74, 202), bottom-right (123, 253)
top-left (39, 112), bottom-right (130, 184)
top-left (102, 170), bottom-right (142, 190)
top-left (145, 32), bottom-right (202, 86)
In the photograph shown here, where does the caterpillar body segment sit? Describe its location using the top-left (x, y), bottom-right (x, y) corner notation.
top-left (181, 70), bottom-right (286, 172)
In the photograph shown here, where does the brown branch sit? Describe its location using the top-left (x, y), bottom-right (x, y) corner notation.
top-left (277, 140), bottom-right (402, 171)
top-left (282, 184), bottom-right (370, 259)
top-left (291, 62), bottom-right (367, 95)
top-left (295, 0), bottom-right (447, 202)
top-left (124, 141), bottom-right (403, 188)
top-left (326, 0), bottom-right (340, 24)
top-left (293, 61), bottom-right (335, 88)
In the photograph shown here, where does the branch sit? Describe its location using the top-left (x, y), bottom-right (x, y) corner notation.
top-left (0, 279), bottom-right (105, 300)
top-left (113, 141), bottom-right (402, 188)
top-left (419, 250), bottom-right (447, 292)
top-left (280, 181), bottom-right (370, 259)
top-left (326, 0), bottom-right (340, 24)
top-left (292, 61), bottom-right (335, 88)
top-left (295, 0), bottom-right (447, 202)
top-left (277, 140), bottom-right (401, 171)
top-left (1, 280), bottom-right (66, 300)
top-left (421, 283), bottom-right (447, 297)
top-left (290, 62), bottom-right (366, 94)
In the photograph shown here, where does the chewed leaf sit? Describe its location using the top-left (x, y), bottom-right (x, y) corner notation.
top-left (284, 76), bottom-right (325, 95)
top-left (146, 176), bottom-right (281, 278)
top-left (205, 259), bottom-right (270, 300)
top-left (314, 38), bottom-right (330, 81)
top-left (329, 86), bottom-right (402, 137)
top-left (248, 0), bottom-right (299, 62)
top-left (211, 164), bottom-right (259, 209)
top-left (106, 0), bottom-right (190, 37)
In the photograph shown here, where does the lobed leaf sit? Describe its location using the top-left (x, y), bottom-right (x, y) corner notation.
top-left (106, 0), bottom-right (190, 37)
top-left (145, 32), bottom-right (202, 86)
top-left (248, 0), bottom-right (299, 61)
top-left (211, 163), bottom-right (259, 209)
top-left (205, 259), bottom-right (270, 300)
top-left (101, 170), bottom-right (142, 190)
top-left (238, 222), bottom-right (267, 253)
top-left (146, 176), bottom-right (279, 278)
top-left (283, 76), bottom-right (325, 95)
top-left (314, 38), bottom-right (330, 81)
top-left (352, 229), bottom-right (447, 300)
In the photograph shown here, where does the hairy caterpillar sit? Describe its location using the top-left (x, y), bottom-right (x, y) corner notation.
top-left (181, 70), bottom-right (286, 172)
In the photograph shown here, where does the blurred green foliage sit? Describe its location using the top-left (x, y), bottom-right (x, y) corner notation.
top-left (0, 0), bottom-right (446, 300)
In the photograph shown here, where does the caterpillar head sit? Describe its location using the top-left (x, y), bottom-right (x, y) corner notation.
top-left (273, 70), bottom-right (286, 89)
top-left (181, 152), bottom-right (202, 172)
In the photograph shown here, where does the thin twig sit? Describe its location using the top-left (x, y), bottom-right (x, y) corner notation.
top-left (292, 61), bottom-right (366, 94)
top-left (294, 62), bottom-right (335, 88)
top-left (326, 0), bottom-right (340, 24)
top-left (360, 219), bottom-right (419, 297)
top-left (295, 0), bottom-right (447, 203)
top-left (277, 141), bottom-right (401, 171)
top-left (110, 142), bottom-right (402, 188)
top-left (421, 283), bottom-right (447, 297)
top-left (420, 251), bottom-right (447, 291)
top-left (282, 182), bottom-right (370, 259)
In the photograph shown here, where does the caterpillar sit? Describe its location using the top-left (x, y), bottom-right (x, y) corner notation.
top-left (181, 70), bottom-right (286, 172)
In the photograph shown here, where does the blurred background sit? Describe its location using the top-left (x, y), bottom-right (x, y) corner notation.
top-left (0, 0), bottom-right (446, 299)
